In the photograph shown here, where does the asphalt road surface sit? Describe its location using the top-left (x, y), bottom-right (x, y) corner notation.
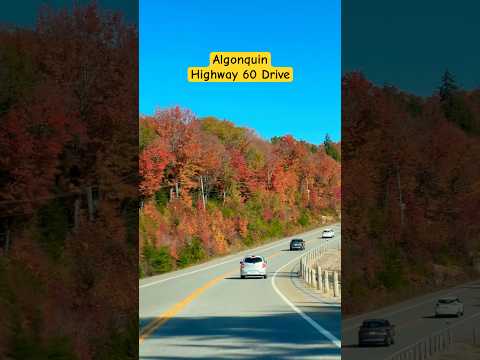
top-left (139, 223), bottom-right (341, 360)
top-left (342, 279), bottom-right (480, 359)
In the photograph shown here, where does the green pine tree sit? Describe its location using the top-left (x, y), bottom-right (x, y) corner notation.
top-left (324, 134), bottom-right (340, 162)
top-left (438, 69), bottom-right (458, 102)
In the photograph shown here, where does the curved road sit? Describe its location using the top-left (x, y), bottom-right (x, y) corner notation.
top-left (139, 224), bottom-right (341, 360)
top-left (342, 278), bottom-right (480, 359)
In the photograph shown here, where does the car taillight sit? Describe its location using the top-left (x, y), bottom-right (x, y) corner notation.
top-left (240, 262), bottom-right (245, 268)
top-left (262, 263), bottom-right (266, 268)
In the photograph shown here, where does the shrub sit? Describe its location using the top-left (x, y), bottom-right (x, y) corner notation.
top-left (298, 211), bottom-right (309, 227)
top-left (8, 333), bottom-right (76, 360)
top-left (377, 250), bottom-right (405, 289)
top-left (142, 243), bottom-right (173, 276)
top-left (154, 189), bottom-right (169, 211)
top-left (34, 199), bottom-right (69, 260)
top-left (177, 237), bottom-right (206, 268)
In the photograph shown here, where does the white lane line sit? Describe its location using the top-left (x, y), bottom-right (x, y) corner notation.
top-left (342, 280), bottom-right (480, 332)
top-left (271, 253), bottom-right (341, 348)
top-left (140, 225), bottom-right (337, 289)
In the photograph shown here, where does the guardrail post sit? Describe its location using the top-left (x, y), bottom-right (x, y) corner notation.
top-left (333, 271), bottom-right (339, 297)
top-left (447, 327), bottom-right (451, 349)
top-left (317, 266), bottom-right (322, 291)
top-left (312, 269), bottom-right (317, 288)
top-left (323, 270), bottom-right (329, 294)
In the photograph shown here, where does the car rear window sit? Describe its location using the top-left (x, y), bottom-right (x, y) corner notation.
top-left (244, 257), bottom-right (262, 264)
top-left (291, 239), bottom-right (302, 243)
top-left (438, 299), bottom-right (456, 304)
top-left (362, 321), bottom-right (386, 328)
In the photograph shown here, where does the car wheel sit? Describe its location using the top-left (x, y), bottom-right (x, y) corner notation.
top-left (241, 275), bottom-right (245, 279)
top-left (264, 274), bottom-right (268, 279)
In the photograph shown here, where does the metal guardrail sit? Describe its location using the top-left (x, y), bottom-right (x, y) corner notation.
top-left (386, 327), bottom-right (452, 360)
top-left (386, 323), bottom-right (480, 360)
top-left (299, 244), bottom-right (341, 297)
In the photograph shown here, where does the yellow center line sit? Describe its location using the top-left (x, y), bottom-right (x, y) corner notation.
top-left (267, 252), bottom-right (281, 260)
top-left (139, 269), bottom-right (236, 343)
top-left (139, 251), bottom-right (283, 344)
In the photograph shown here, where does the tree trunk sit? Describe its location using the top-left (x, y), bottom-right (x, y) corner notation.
top-left (86, 186), bottom-right (94, 221)
top-left (199, 176), bottom-right (206, 210)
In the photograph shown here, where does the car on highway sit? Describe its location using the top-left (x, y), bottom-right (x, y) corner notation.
top-left (358, 319), bottom-right (395, 347)
top-left (289, 238), bottom-right (305, 251)
top-left (322, 228), bottom-right (335, 238)
top-left (240, 255), bottom-right (267, 279)
top-left (435, 297), bottom-right (464, 317)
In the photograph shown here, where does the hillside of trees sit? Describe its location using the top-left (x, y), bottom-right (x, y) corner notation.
top-left (139, 108), bottom-right (341, 276)
top-left (0, 5), bottom-right (137, 359)
top-left (342, 71), bottom-right (480, 315)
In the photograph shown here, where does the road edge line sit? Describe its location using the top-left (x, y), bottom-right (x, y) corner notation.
top-left (271, 253), bottom-right (341, 348)
top-left (140, 224), bottom-right (339, 289)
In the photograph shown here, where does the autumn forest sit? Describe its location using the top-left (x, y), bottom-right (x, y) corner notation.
top-left (2, 1), bottom-right (479, 359)
top-left (139, 109), bottom-right (341, 276)
top-left (342, 72), bottom-right (480, 314)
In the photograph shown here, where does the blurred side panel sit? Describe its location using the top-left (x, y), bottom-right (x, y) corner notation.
top-left (342, 1), bottom-right (480, 359)
top-left (0, 1), bottom-right (138, 359)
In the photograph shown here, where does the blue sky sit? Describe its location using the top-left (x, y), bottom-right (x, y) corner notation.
top-left (140, 0), bottom-right (340, 144)
top-left (343, 1), bottom-right (480, 96)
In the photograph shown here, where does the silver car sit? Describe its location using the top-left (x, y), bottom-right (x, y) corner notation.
top-left (240, 255), bottom-right (267, 279)
top-left (322, 229), bottom-right (335, 238)
top-left (435, 297), bottom-right (464, 317)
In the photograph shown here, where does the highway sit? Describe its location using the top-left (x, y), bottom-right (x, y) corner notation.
top-left (342, 279), bottom-right (480, 359)
top-left (139, 223), bottom-right (341, 360)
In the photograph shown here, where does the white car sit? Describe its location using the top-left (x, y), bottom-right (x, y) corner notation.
top-left (435, 297), bottom-right (464, 317)
top-left (240, 255), bottom-right (267, 279)
top-left (322, 229), bottom-right (335, 238)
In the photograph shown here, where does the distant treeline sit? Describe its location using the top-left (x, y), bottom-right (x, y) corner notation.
top-left (342, 71), bottom-right (480, 315)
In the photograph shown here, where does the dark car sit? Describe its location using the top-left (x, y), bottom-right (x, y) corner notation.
top-left (289, 238), bottom-right (305, 251)
top-left (358, 319), bottom-right (395, 347)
